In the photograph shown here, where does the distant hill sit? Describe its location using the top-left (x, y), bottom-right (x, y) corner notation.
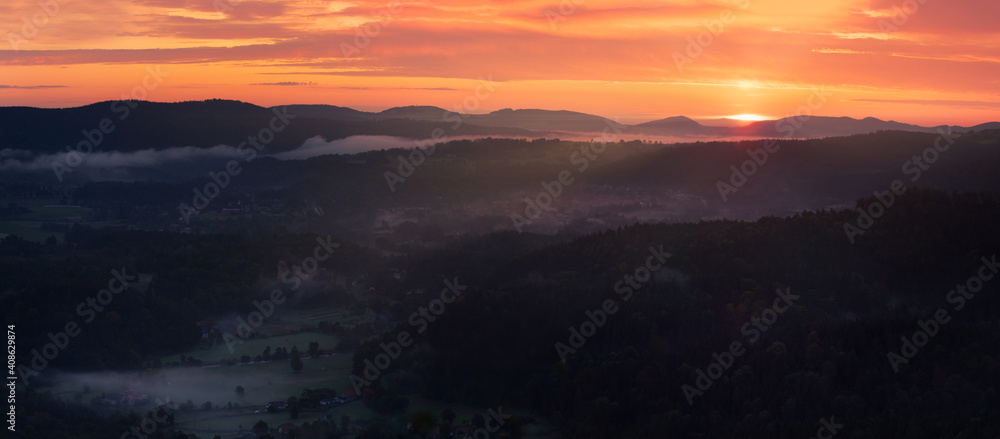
top-left (1, 100), bottom-right (995, 153)
top-left (630, 115), bottom-right (989, 138)
top-left (281, 104), bottom-right (372, 121)
top-left (0, 100), bottom-right (535, 154)
top-left (462, 108), bottom-right (625, 132)
top-left (628, 116), bottom-right (719, 136)
top-left (338, 106), bottom-right (626, 132)
top-left (731, 116), bottom-right (945, 138)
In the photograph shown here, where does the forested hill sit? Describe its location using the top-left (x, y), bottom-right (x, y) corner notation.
top-left (0, 100), bottom-right (534, 154)
top-left (355, 188), bottom-right (1000, 438)
top-left (7, 188), bottom-right (999, 437)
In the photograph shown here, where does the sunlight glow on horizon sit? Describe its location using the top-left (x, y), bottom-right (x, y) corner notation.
top-left (726, 114), bottom-right (770, 121)
top-left (0, 0), bottom-right (997, 126)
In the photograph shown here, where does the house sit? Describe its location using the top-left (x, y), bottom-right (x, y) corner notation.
top-left (277, 423), bottom-right (297, 434)
top-left (339, 390), bottom-right (358, 402)
top-left (99, 393), bottom-right (120, 406)
top-left (122, 389), bottom-right (149, 405)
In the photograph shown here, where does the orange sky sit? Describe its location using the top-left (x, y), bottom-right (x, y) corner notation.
top-left (1, 0), bottom-right (998, 125)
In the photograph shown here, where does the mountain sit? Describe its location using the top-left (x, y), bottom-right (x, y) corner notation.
top-left (628, 115), bottom-right (993, 138)
top-left (462, 108), bottom-right (624, 132)
top-left (281, 104), bottom-right (372, 121)
top-left (628, 116), bottom-right (717, 136)
top-left (1, 100), bottom-right (996, 154)
top-left (364, 106), bottom-right (626, 132)
top-left (374, 105), bottom-right (452, 120)
top-left (970, 122), bottom-right (1000, 131)
top-left (0, 100), bottom-right (535, 154)
top-left (731, 116), bottom-right (942, 138)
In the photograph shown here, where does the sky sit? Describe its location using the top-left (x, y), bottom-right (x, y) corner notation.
top-left (1, 0), bottom-right (998, 126)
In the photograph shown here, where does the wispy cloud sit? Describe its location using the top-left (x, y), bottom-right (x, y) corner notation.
top-left (811, 48), bottom-right (871, 55)
top-left (0, 85), bottom-right (66, 89)
top-left (844, 98), bottom-right (1000, 109)
top-left (250, 81), bottom-right (318, 86)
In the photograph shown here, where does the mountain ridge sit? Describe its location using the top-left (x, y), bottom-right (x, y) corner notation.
top-left (1, 99), bottom-right (996, 154)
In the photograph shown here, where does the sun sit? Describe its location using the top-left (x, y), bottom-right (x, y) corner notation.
top-left (727, 114), bottom-right (770, 121)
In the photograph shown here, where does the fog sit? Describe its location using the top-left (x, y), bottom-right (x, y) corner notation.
top-left (43, 366), bottom-right (301, 409)
top-left (0, 145), bottom-right (245, 173)
top-left (0, 133), bottom-right (777, 185)
top-left (271, 135), bottom-right (425, 160)
top-left (0, 135), bottom-right (437, 183)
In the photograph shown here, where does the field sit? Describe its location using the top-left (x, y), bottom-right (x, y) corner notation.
top-left (263, 306), bottom-right (376, 335)
top-left (0, 198), bottom-right (115, 242)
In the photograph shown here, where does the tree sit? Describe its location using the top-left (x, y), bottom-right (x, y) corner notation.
top-left (252, 420), bottom-right (270, 436)
top-left (441, 408), bottom-right (456, 423)
top-left (409, 411), bottom-right (437, 436)
top-left (308, 341), bottom-right (320, 358)
top-left (356, 425), bottom-right (386, 439)
top-left (472, 413), bottom-right (486, 429)
top-left (236, 386), bottom-right (245, 399)
top-left (291, 350), bottom-right (304, 373)
top-left (288, 396), bottom-right (300, 419)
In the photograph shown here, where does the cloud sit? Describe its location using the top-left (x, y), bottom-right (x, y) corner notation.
top-left (330, 86), bottom-right (460, 91)
top-left (271, 135), bottom-right (428, 160)
top-left (250, 81), bottom-right (318, 86)
top-left (0, 85), bottom-right (66, 89)
top-left (0, 145), bottom-right (246, 182)
top-left (844, 98), bottom-right (1000, 109)
top-left (811, 48), bottom-right (872, 54)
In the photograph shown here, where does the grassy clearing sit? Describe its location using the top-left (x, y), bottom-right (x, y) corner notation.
top-left (0, 198), bottom-right (126, 242)
top-left (172, 405), bottom-right (329, 434)
top-left (0, 221), bottom-right (62, 242)
top-left (273, 306), bottom-right (374, 329)
top-left (189, 354), bottom-right (355, 405)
